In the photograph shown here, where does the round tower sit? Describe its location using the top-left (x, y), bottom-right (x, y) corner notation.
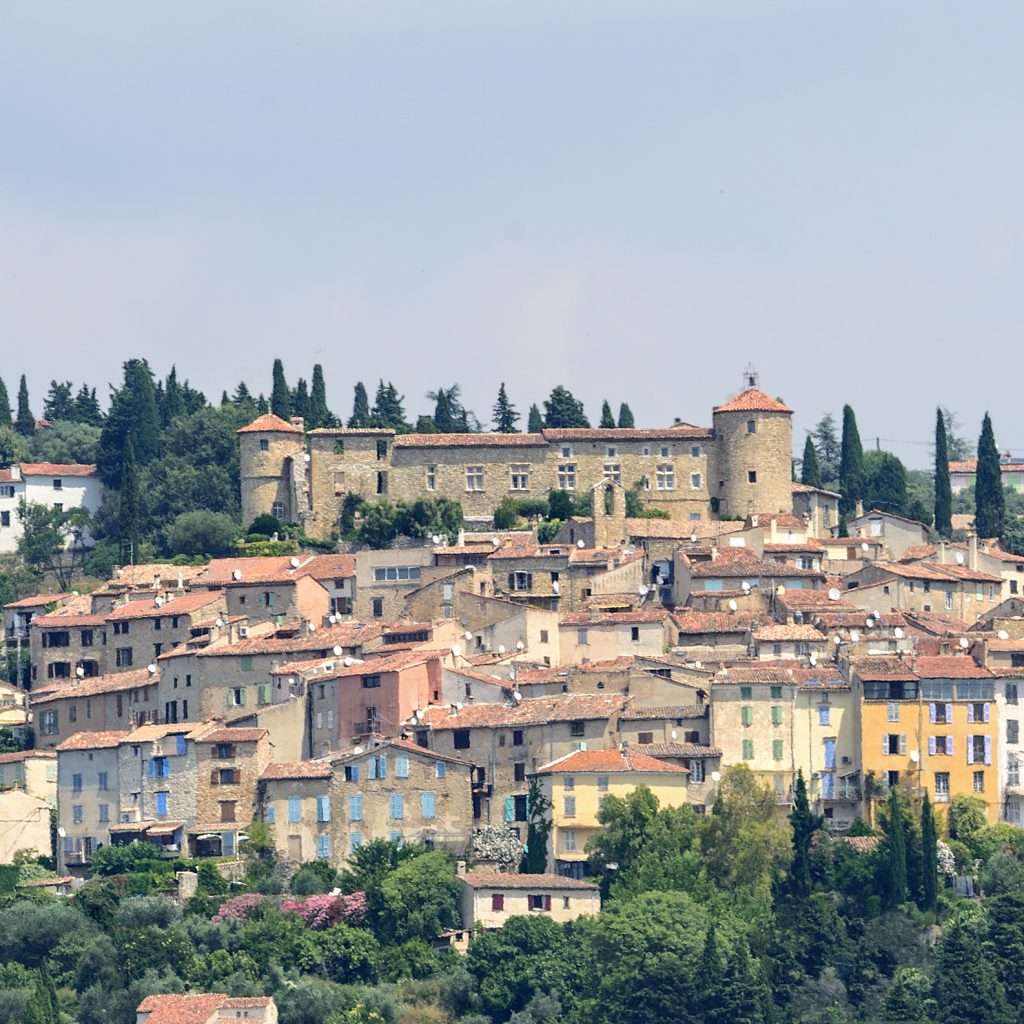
top-left (711, 379), bottom-right (793, 519)
top-left (237, 414), bottom-right (305, 527)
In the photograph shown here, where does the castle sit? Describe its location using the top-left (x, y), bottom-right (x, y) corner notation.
top-left (238, 374), bottom-right (794, 536)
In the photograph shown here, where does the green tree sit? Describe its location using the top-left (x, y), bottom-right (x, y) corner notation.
top-left (864, 451), bottom-right (909, 516)
top-left (271, 359), bottom-right (291, 419)
top-left (378, 851), bottom-right (459, 942)
top-left (15, 376), bottom-right (34, 436)
top-left (309, 364), bottom-right (334, 428)
top-left (975, 412), bottom-right (1004, 538)
top-left (522, 778), bottom-right (553, 874)
top-left (165, 510), bottom-right (239, 557)
top-left (71, 385), bottom-right (103, 425)
top-left (920, 793), bottom-right (938, 912)
top-left (617, 403), bottom-right (635, 428)
top-left (315, 924), bottom-right (381, 984)
top-left (0, 377), bottom-right (11, 427)
top-left (97, 359), bottom-right (161, 486)
top-left (357, 501), bottom-right (399, 548)
top-left (543, 385), bottom-right (589, 428)
top-left (348, 382), bottom-right (371, 428)
top-left (161, 366), bottom-right (185, 425)
top-left (527, 403), bottom-right (544, 432)
top-left (118, 438), bottom-right (142, 555)
top-left (988, 890), bottom-right (1024, 1012)
top-left (493, 383), bottom-right (520, 432)
top-left (599, 400), bottom-right (615, 428)
top-left (789, 771), bottom-right (820, 899)
top-left (812, 413), bottom-right (841, 484)
top-left (838, 404), bottom-right (864, 516)
top-left (801, 436), bottom-right (822, 488)
top-left (428, 384), bottom-right (461, 432)
top-left (293, 377), bottom-right (310, 424)
top-left (28, 422), bottom-right (101, 465)
top-left (939, 407), bottom-right (971, 461)
top-left (881, 789), bottom-right (908, 908)
top-left (17, 503), bottom-right (90, 591)
top-left (547, 489), bottom-right (574, 521)
top-left (934, 408), bottom-right (953, 537)
top-left (883, 966), bottom-right (937, 1024)
top-left (0, 427), bottom-right (28, 468)
top-left (42, 381), bottom-right (74, 422)
top-left (371, 381), bottom-right (409, 432)
top-left (934, 908), bottom-right (1011, 1024)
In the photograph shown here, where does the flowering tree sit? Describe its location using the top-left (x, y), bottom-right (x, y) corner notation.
top-left (212, 893), bottom-right (267, 922)
top-left (280, 892), bottom-right (368, 930)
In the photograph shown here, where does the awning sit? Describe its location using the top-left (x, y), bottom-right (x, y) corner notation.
top-left (146, 821), bottom-right (184, 837)
top-left (108, 821), bottom-right (155, 833)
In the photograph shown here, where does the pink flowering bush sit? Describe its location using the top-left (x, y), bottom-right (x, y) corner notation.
top-left (212, 892), bottom-right (267, 922)
top-left (280, 892), bottom-right (368, 929)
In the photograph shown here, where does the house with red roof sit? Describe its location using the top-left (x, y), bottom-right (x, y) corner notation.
top-left (0, 462), bottom-right (102, 556)
top-left (136, 992), bottom-right (277, 1024)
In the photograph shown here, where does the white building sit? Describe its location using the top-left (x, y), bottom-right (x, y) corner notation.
top-left (995, 674), bottom-right (1024, 825)
top-left (0, 463), bottom-right (103, 555)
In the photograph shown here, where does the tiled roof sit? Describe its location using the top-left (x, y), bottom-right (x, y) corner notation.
top-left (619, 704), bottom-right (705, 720)
top-left (851, 657), bottom-right (918, 682)
top-left (777, 591), bottom-right (854, 610)
top-left (986, 638), bottom-right (1024, 651)
top-left (124, 722), bottom-right (203, 743)
top-left (315, 650), bottom-right (439, 681)
top-left (715, 663), bottom-right (842, 685)
top-left (791, 482), bottom-right (841, 497)
top-left (194, 727), bottom-right (268, 743)
top-left (135, 993), bottom-right (234, 1024)
top-left (749, 512), bottom-right (806, 529)
top-left (623, 518), bottom-right (701, 539)
top-left (912, 656), bottom-right (991, 679)
top-left (3, 593), bottom-right (71, 609)
top-left (237, 414), bottom-right (303, 434)
top-left (191, 621), bottom-right (384, 658)
top-left (32, 612), bottom-right (107, 628)
top-left (633, 741), bottom-right (722, 758)
top-left (713, 388), bottom-right (793, 414)
top-left (341, 736), bottom-right (476, 767)
top-left (902, 611), bottom-right (972, 636)
top-left (261, 760), bottom-right (332, 780)
top-left (535, 747), bottom-right (688, 774)
top-left (421, 693), bottom-right (628, 729)
top-left (303, 553), bottom-right (357, 579)
top-left (559, 609), bottom-right (667, 626)
top-left (821, 535), bottom-right (884, 549)
top-left (542, 425), bottom-right (711, 441)
top-left (107, 591), bottom-right (223, 621)
top-left (0, 749), bottom-right (56, 764)
top-left (753, 625), bottom-right (826, 642)
top-left (460, 869), bottom-right (599, 891)
top-left (813, 611), bottom-right (907, 629)
top-left (55, 730), bottom-right (130, 751)
top-left (691, 557), bottom-right (823, 579)
top-left (393, 432), bottom-right (548, 448)
top-left (672, 611), bottom-right (757, 634)
top-left (763, 542), bottom-right (823, 554)
top-left (30, 668), bottom-right (154, 704)
top-left (18, 463), bottom-right (97, 476)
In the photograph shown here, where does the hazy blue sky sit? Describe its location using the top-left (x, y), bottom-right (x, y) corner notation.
top-left (2, 3), bottom-right (1022, 467)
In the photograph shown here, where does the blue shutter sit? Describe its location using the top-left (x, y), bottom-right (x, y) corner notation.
top-left (390, 794), bottom-right (404, 820)
top-left (435, 762), bottom-right (446, 778)
top-left (264, 804), bottom-right (276, 824)
top-left (378, 755), bottom-right (388, 779)
top-left (421, 792), bottom-right (436, 819)
top-left (349, 793), bottom-right (363, 821)
top-left (504, 796), bottom-right (514, 822)
top-left (367, 758), bottom-right (377, 780)
top-left (155, 792), bottom-right (168, 817)
top-left (288, 796), bottom-right (301, 822)
top-left (317, 834), bottom-right (330, 860)
top-left (823, 739), bottom-right (836, 769)
top-left (317, 795), bottom-right (331, 822)
top-left (396, 756), bottom-right (410, 778)
top-left (147, 759), bottom-right (155, 779)
top-left (985, 736), bottom-right (993, 765)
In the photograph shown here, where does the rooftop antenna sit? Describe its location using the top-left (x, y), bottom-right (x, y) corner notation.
top-left (742, 363), bottom-right (759, 390)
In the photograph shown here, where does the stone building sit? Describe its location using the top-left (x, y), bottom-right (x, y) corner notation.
top-left (457, 867), bottom-right (600, 934)
top-left (238, 380), bottom-right (795, 534)
top-left (0, 749), bottom-right (57, 804)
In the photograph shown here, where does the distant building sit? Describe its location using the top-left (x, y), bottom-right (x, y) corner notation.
top-left (0, 463), bottom-right (102, 555)
top-left (949, 457), bottom-right (1024, 496)
top-left (136, 993), bottom-right (277, 1024)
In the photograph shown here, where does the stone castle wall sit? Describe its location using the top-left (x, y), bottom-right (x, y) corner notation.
top-left (709, 409), bottom-right (794, 518)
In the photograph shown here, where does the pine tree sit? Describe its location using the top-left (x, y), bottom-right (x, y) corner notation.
top-left (492, 383), bottom-right (520, 432)
top-left (349, 382), bottom-right (371, 427)
top-left (371, 380), bottom-right (409, 432)
top-left (271, 358), bottom-right (291, 419)
top-left (527, 403), bottom-right (544, 432)
top-left (72, 385), bottom-right (103, 425)
top-left (801, 435), bottom-right (822, 488)
top-left (42, 381), bottom-right (74, 421)
top-left (920, 792), bottom-right (938, 912)
top-left (697, 922), bottom-right (724, 1022)
top-left (935, 911), bottom-right (1012, 1024)
top-left (934, 408), bottom-right (953, 538)
top-left (617, 403), bottom-right (635, 428)
top-left (117, 438), bottom-right (142, 557)
top-left (719, 942), bottom-right (769, 1024)
top-left (234, 382), bottom-right (253, 405)
top-left (789, 770), bottom-right (819, 899)
top-left (161, 366), bottom-right (184, 425)
top-left (882, 788), bottom-right (908, 908)
top-left (599, 400), bottom-right (616, 428)
top-left (838, 404), bottom-right (864, 517)
top-left (543, 385), bottom-right (590, 428)
top-left (14, 375), bottom-right (34, 436)
top-left (309, 364), bottom-right (333, 428)
top-left (220, 390), bottom-right (230, 407)
top-left (96, 360), bottom-right (161, 486)
top-left (975, 412), bottom-right (1004, 539)
top-left (429, 385), bottom-right (458, 432)
top-left (0, 377), bottom-right (10, 427)
top-left (256, 394), bottom-right (269, 414)
top-left (812, 413), bottom-right (841, 484)
top-left (292, 377), bottom-right (310, 424)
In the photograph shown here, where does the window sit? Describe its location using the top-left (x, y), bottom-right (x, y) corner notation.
top-left (528, 894), bottom-right (552, 912)
top-left (259, 438), bottom-right (270, 452)
top-left (72, 773), bottom-right (82, 793)
top-left (746, 419), bottom-right (756, 434)
top-left (638, 731), bottom-right (654, 744)
top-left (98, 803), bottom-right (109, 823)
top-left (747, 470), bottom-right (757, 484)
top-left (741, 706), bottom-right (753, 727)
top-left (0, 511), bottom-right (8, 528)
top-left (512, 729), bottom-right (524, 746)
top-left (561, 446), bottom-right (573, 459)
top-left (887, 702), bottom-right (900, 722)
top-left (349, 794), bottom-right (363, 821)
top-left (113, 621), bottom-right (129, 635)
top-left (569, 720), bottom-right (585, 737)
top-left (932, 735), bottom-right (953, 755)
top-left (317, 834), bottom-right (330, 859)
top-left (72, 805), bottom-right (83, 824)
top-left (316, 795), bottom-right (331, 822)
top-left (656, 464), bottom-right (675, 490)
top-left (288, 797), bottom-right (301, 823)
top-left (689, 760), bottom-right (705, 782)
top-left (454, 730), bottom-right (470, 750)
top-left (597, 775), bottom-right (609, 792)
top-left (491, 893), bottom-right (505, 911)
top-left (659, 445), bottom-right (670, 458)
top-left (557, 464), bottom-right (576, 491)
top-left (389, 794), bottom-right (404, 820)
top-left (968, 735), bottom-right (991, 765)
top-left (631, 626), bottom-right (640, 642)
top-left (372, 598), bottom-right (383, 617)
top-left (264, 804), bottom-right (276, 824)
top-left (40, 711), bottom-right (58, 735)
top-left (577, 628), bottom-right (588, 646)
top-left (818, 705), bottom-right (830, 726)
top-left (271, 502), bottom-right (285, 520)
top-left (1009, 684), bottom-right (1019, 705)
top-left (514, 762), bottom-right (526, 782)
top-left (1009, 720), bottom-right (1020, 745)
top-left (81, 629), bottom-right (93, 647)
top-left (742, 739), bottom-right (754, 760)
top-left (361, 674), bottom-right (382, 690)
top-left (425, 465), bottom-right (437, 491)
top-left (511, 571), bottom-right (533, 592)
top-left (563, 829), bottom-right (577, 851)
top-left (375, 438), bottom-right (388, 459)
top-left (690, 472), bottom-right (702, 490)
top-left (395, 756), bottom-right (410, 778)
top-left (510, 465), bottom-right (530, 491)
top-left (373, 565), bottom-right (423, 582)
top-left (155, 792), bottom-right (169, 818)
top-left (771, 705), bottom-right (782, 726)
top-left (564, 796), bottom-right (576, 817)
top-left (564, 775), bottom-right (575, 791)
top-left (974, 770), bottom-right (986, 793)
top-left (97, 771), bottom-right (108, 791)
top-left (463, 465), bottom-right (485, 492)
top-left (220, 801), bottom-right (236, 822)
top-left (229, 688), bottom-right (245, 707)
top-left (770, 685), bottom-right (783, 699)
top-left (934, 772), bottom-right (950, 802)
top-left (350, 832), bottom-right (363, 852)
top-left (116, 648), bottom-right (133, 668)
top-left (740, 685), bottom-right (753, 700)
top-left (1010, 757), bottom-right (1021, 787)
top-left (945, 590), bottom-right (954, 611)
top-left (884, 734), bottom-right (906, 755)
top-left (435, 761), bottom-right (446, 778)
top-left (773, 739), bottom-right (784, 761)
top-left (421, 792), bottom-right (436, 819)
top-left (603, 463), bottom-right (621, 484)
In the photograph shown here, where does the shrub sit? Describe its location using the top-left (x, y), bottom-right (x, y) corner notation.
top-left (248, 513), bottom-right (284, 536)
top-left (165, 510), bottom-right (240, 557)
top-left (212, 893), bottom-right (268, 923)
top-left (281, 892), bottom-right (368, 929)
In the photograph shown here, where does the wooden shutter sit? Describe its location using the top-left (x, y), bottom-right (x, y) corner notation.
top-left (210, 769), bottom-right (219, 785)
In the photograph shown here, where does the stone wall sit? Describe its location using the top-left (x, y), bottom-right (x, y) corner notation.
top-left (239, 431), bottom-right (304, 528)
top-left (710, 408), bottom-right (793, 518)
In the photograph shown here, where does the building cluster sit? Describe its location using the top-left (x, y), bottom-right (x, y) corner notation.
top-left (0, 377), bottom-right (1021, 912)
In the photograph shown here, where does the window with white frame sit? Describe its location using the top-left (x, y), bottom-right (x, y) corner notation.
top-left (561, 446), bottom-right (573, 458)
top-left (425, 465), bottom-right (436, 491)
top-left (690, 445), bottom-right (702, 458)
top-left (603, 463), bottom-right (621, 484)
top-left (510, 465), bottom-right (530, 491)
top-left (465, 466), bottom-right (484, 492)
top-left (373, 566), bottom-right (423, 582)
top-left (690, 472), bottom-right (702, 490)
top-left (656, 464), bottom-right (675, 490)
top-left (659, 445), bottom-right (670, 458)
top-left (558, 464), bottom-right (576, 491)
top-left (271, 502), bottom-right (285, 520)
top-left (511, 572), bottom-right (533, 592)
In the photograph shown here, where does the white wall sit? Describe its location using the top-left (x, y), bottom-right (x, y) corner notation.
top-left (0, 467), bottom-right (103, 555)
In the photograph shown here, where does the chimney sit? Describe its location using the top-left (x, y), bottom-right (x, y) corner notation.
top-left (456, 860), bottom-right (467, 876)
top-left (938, 540), bottom-right (947, 565)
top-left (968, 533), bottom-right (978, 571)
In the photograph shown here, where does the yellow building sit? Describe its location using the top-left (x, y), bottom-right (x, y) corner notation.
top-left (854, 655), bottom-right (1000, 822)
top-left (532, 746), bottom-right (689, 876)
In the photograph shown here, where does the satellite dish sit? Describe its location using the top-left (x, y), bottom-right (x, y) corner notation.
top-left (833, 635), bottom-right (842, 645)
top-left (552, 581), bottom-right (560, 594)
top-left (728, 599), bottom-right (738, 612)
top-left (215, 618), bottom-right (225, 628)
top-left (512, 690), bottom-right (522, 704)
top-left (328, 614), bottom-right (337, 624)
top-left (894, 627), bottom-right (904, 640)
top-left (910, 750), bottom-right (920, 764)
top-left (75, 666), bottom-right (85, 678)
top-left (451, 644), bottom-right (462, 658)
top-left (776, 585), bottom-right (786, 596)
top-left (576, 539), bottom-right (585, 549)
top-left (352, 745), bottom-right (364, 755)
top-left (343, 656), bottom-right (354, 667)
top-left (639, 584), bottom-right (649, 596)
top-left (516, 640), bottom-right (524, 651)
top-left (865, 617), bottom-right (875, 628)
top-left (710, 771), bottom-right (721, 782)
top-left (670, 729), bottom-right (677, 740)
top-left (497, 644), bottom-right (506, 655)
top-left (154, 596), bottom-right (164, 607)
top-left (809, 654), bottom-right (818, 666)
top-left (333, 645), bottom-right (343, 657)
top-left (303, 453), bottom-right (311, 462)
top-left (655, 575), bottom-right (665, 586)
top-left (464, 631), bottom-right (473, 641)
top-left (491, 537), bottom-right (500, 548)
top-left (959, 637), bottom-right (970, 649)
top-left (147, 664), bottom-right (157, 675)
top-left (955, 552), bottom-right (965, 565)
top-left (998, 629), bottom-right (1010, 641)
top-left (741, 581), bottom-right (751, 593)
top-left (828, 588), bottom-right (841, 601)
top-left (290, 557), bottom-right (301, 569)
top-left (861, 542), bottom-right (869, 553)
top-left (232, 569), bottom-right (242, 581)
top-left (850, 631), bottom-right (861, 643)
top-left (690, 534), bottom-right (698, 543)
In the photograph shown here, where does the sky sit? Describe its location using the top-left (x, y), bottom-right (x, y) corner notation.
top-left (2, 2), bottom-right (1022, 468)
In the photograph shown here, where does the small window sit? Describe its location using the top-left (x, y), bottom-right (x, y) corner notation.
top-left (514, 762), bottom-right (526, 782)
top-left (557, 464), bottom-right (577, 491)
top-left (510, 464), bottom-right (530, 491)
top-left (454, 729), bottom-right (471, 750)
top-left (631, 626), bottom-right (640, 642)
top-left (690, 472), bottom-right (702, 490)
top-left (746, 419), bottom-right (756, 434)
top-left (638, 731), bottom-right (654, 744)
top-left (491, 893), bottom-right (504, 911)
top-left (465, 466), bottom-right (484, 491)
top-left (259, 438), bottom-right (269, 452)
top-left (512, 730), bottom-right (524, 746)
top-left (372, 597), bottom-right (384, 618)
top-left (740, 685), bottom-right (753, 700)
top-left (569, 720), bottom-right (585, 737)
top-left (747, 470), bottom-right (757, 484)
top-left (690, 445), bottom-right (702, 458)
top-left (425, 465), bottom-right (437, 491)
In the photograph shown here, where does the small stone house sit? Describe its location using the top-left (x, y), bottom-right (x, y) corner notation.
top-left (457, 867), bottom-right (600, 934)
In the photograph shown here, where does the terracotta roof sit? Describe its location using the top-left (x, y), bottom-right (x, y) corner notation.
top-left (303, 553), bottom-right (357, 579)
top-left (713, 388), bottom-right (793, 414)
top-left (393, 432), bottom-right (548, 448)
top-left (820, 536), bottom-right (884, 549)
top-left (535, 747), bottom-right (688, 774)
top-left (3, 593), bottom-right (71, 609)
top-left (619, 704), bottom-right (704, 720)
top-left (912, 656), bottom-right (991, 679)
top-left (902, 611), bottom-right (972, 636)
top-left (316, 650), bottom-right (439, 682)
top-left (948, 459), bottom-right (1024, 474)
top-left (30, 668), bottom-right (154, 704)
top-left (135, 993), bottom-right (233, 1024)
top-left (985, 638), bottom-right (1024, 652)
top-left (460, 869), bottom-right (599, 890)
top-left (0, 749), bottom-right (56, 764)
top-left (672, 611), bottom-right (755, 635)
top-left (421, 693), bottom-right (628, 729)
top-left (979, 545), bottom-right (1024, 564)
top-left (715, 664), bottom-right (842, 685)
top-left (865, 561), bottom-right (1001, 585)
top-left (107, 591), bottom-right (223, 621)
top-left (237, 413), bottom-right (303, 434)
top-left (32, 612), bottom-right (107, 628)
top-left (776, 591), bottom-right (854, 610)
top-left (633, 741), bottom-right (722, 758)
top-left (559, 610), bottom-right (667, 626)
top-left (108, 563), bottom-right (207, 587)
top-left (851, 657), bottom-right (918, 682)
top-left (55, 730), bottom-right (130, 751)
top-left (18, 875), bottom-right (74, 887)
top-left (261, 760), bottom-right (332, 780)
top-left (764, 542), bottom-right (823, 554)
top-left (791, 482), bottom-right (841, 497)
top-left (187, 621), bottom-right (384, 658)
top-left (333, 736), bottom-right (476, 767)
top-left (749, 512), bottom-right (806, 529)
top-left (839, 835), bottom-right (882, 854)
top-left (124, 722), bottom-right (203, 743)
top-left (18, 463), bottom-right (97, 477)
top-left (753, 625), bottom-right (826, 642)
top-left (194, 727), bottom-right (267, 743)
top-left (691, 557), bottom-right (823, 579)
top-left (542, 426), bottom-right (711, 441)
top-left (813, 611), bottom-right (907, 629)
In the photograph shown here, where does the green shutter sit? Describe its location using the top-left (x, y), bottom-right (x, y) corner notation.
top-left (771, 705), bottom-right (782, 726)
top-left (773, 739), bottom-right (784, 761)
top-left (741, 706), bottom-right (753, 727)
top-left (742, 739), bottom-right (754, 760)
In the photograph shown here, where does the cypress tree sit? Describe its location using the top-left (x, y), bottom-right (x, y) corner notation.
top-left (527, 403), bottom-right (544, 432)
top-left (14, 375), bottom-right (34, 436)
top-left (801, 435), bottom-right (822, 488)
top-left (117, 439), bottom-right (142, 557)
top-left (42, 381), bottom-right (74, 421)
top-left (838, 404), bottom-right (864, 517)
top-left (697, 922), bottom-right (724, 1022)
top-left (882, 788), bottom-right (908, 908)
top-left (292, 377), bottom-right (310, 423)
top-left (271, 359), bottom-right (291, 419)
top-left (309, 364), bottom-right (333, 427)
top-left (161, 366), bottom-right (184, 425)
top-left (72, 385), bottom-right (103, 425)
top-left (256, 394), bottom-right (269, 414)
top-left (788, 770), bottom-right (819, 898)
top-left (920, 792), bottom-right (938, 912)
top-left (934, 407), bottom-right (953, 537)
top-left (492, 383), bottom-right (520, 432)
top-left (617, 402), bottom-right (635, 428)
top-left (0, 377), bottom-right (10, 427)
top-left (975, 412), bottom-right (1004, 539)
top-left (431, 385), bottom-right (457, 432)
top-left (599, 400), bottom-right (616, 428)
top-left (96, 360), bottom-right (160, 485)
top-left (220, 390), bottom-right (230, 407)
top-left (371, 380), bottom-right (409, 431)
top-left (348, 382), bottom-right (371, 427)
